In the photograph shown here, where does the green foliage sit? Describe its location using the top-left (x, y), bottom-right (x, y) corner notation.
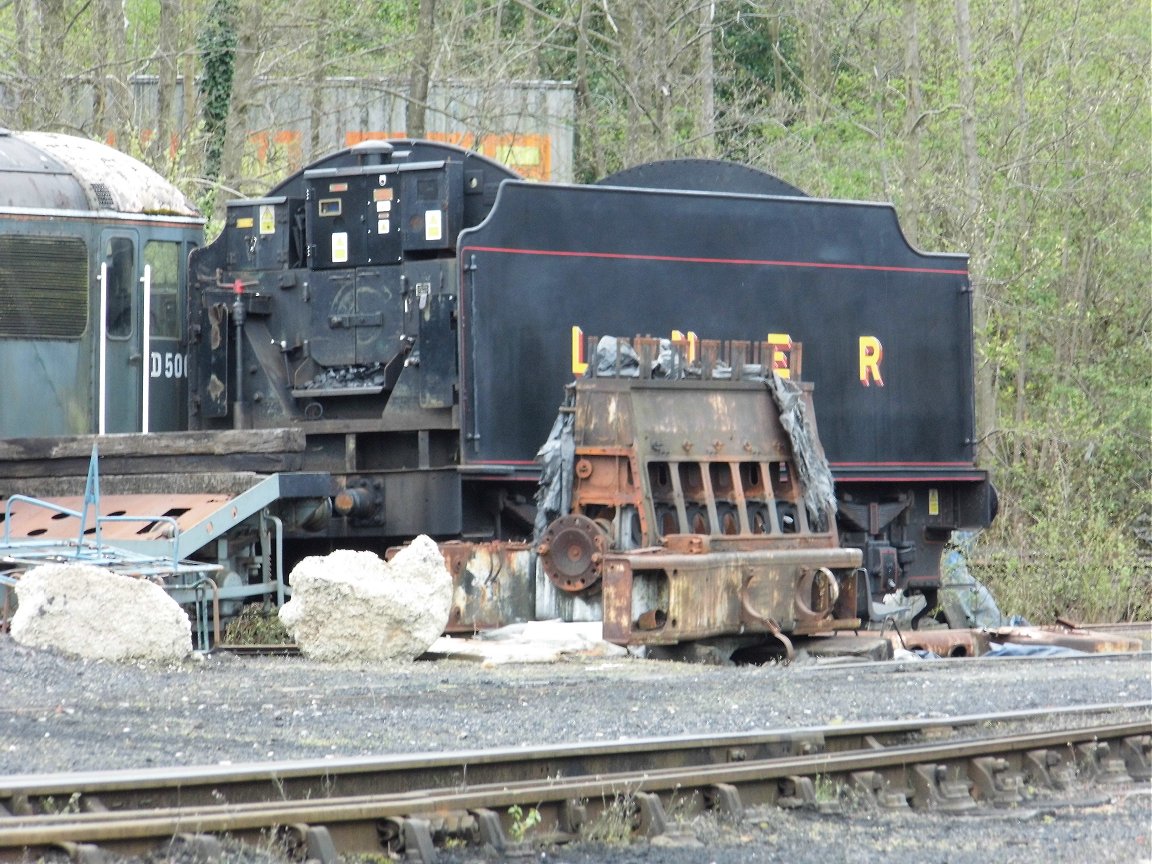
top-left (222, 604), bottom-right (291, 645)
top-left (198, 0), bottom-right (238, 183)
top-left (506, 804), bottom-right (541, 842)
top-left (977, 507), bottom-right (1151, 625)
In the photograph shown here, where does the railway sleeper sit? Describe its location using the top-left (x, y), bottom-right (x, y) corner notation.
top-left (377, 809), bottom-right (534, 864)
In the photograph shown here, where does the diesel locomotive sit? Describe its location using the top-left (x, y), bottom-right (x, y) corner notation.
top-left (0, 133), bottom-right (996, 649)
top-left (0, 129), bottom-right (203, 437)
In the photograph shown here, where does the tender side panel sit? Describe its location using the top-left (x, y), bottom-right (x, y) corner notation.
top-left (459, 182), bottom-right (974, 472)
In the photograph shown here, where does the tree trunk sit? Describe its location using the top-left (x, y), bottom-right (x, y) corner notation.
top-left (800, 0), bottom-right (827, 124)
top-left (406, 0), bottom-right (437, 139)
top-left (1009, 0), bottom-right (1029, 462)
top-left (954, 0), bottom-right (994, 454)
top-left (216, 1), bottom-right (260, 222)
top-left (574, 0), bottom-right (600, 179)
top-left (153, 0), bottom-right (180, 170)
top-left (13, 0), bottom-right (35, 127)
top-left (38, 0), bottom-right (68, 128)
top-left (900, 0), bottom-right (922, 247)
top-left (697, 0), bottom-right (715, 156)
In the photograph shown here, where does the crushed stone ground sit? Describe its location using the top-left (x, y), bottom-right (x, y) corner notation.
top-left (0, 637), bottom-right (1148, 864)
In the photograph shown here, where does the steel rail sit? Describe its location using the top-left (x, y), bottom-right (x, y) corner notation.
top-left (0, 708), bottom-right (1147, 861)
top-left (0, 701), bottom-right (1141, 815)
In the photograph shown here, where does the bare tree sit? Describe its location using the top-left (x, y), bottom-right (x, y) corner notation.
top-left (953, 0), bottom-right (994, 452)
top-left (151, 0), bottom-right (180, 172)
top-left (900, 0), bottom-right (923, 247)
top-left (407, 0), bottom-right (438, 138)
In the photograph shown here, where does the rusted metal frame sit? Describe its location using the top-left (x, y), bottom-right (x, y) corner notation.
top-left (757, 459), bottom-right (785, 534)
top-left (571, 447), bottom-right (643, 509)
top-left (571, 451), bottom-right (648, 552)
top-left (661, 457), bottom-right (765, 540)
top-left (878, 624), bottom-right (1147, 658)
top-left (634, 337), bottom-right (657, 378)
top-left (737, 584), bottom-right (796, 660)
top-left (665, 454), bottom-right (690, 536)
top-left (712, 459), bottom-right (751, 535)
top-left (989, 625), bottom-right (1147, 654)
top-left (612, 546), bottom-right (863, 575)
top-left (696, 457), bottom-right (721, 538)
top-left (601, 546), bottom-right (861, 644)
top-left (435, 540), bottom-right (534, 633)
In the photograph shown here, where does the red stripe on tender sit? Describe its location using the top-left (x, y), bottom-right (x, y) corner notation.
top-left (836, 475), bottom-right (988, 483)
top-left (831, 462), bottom-right (976, 468)
top-left (461, 245), bottom-right (969, 276)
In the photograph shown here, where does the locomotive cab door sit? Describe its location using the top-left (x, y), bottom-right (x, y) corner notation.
top-left (142, 238), bottom-right (191, 431)
top-left (99, 231), bottom-right (141, 433)
top-left (98, 230), bottom-right (189, 433)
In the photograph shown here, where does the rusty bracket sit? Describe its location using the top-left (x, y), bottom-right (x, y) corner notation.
top-left (558, 799), bottom-right (588, 834)
top-left (739, 572), bottom-right (796, 661)
top-left (1119, 735), bottom-right (1152, 781)
top-left (1024, 748), bottom-right (1075, 791)
top-left (170, 835), bottom-right (225, 861)
top-left (775, 775), bottom-right (817, 809)
top-left (472, 807), bottom-right (510, 852)
top-left (851, 770), bottom-right (911, 809)
top-left (703, 783), bottom-right (744, 820)
top-left (280, 824), bottom-right (338, 864)
top-left (1075, 741), bottom-right (1134, 785)
top-left (910, 763), bottom-right (977, 811)
top-left (968, 756), bottom-right (1025, 806)
top-left (631, 791), bottom-right (669, 837)
top-left (377, 816), bottom-right (436, 864)
top-left (49, 843), bottom-right (107, 864)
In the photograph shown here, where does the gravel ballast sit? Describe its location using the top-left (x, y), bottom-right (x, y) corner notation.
top-left (0, 636), bottom-right (1148, 863)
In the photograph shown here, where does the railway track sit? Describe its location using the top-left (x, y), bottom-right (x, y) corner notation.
top-left (0, 703), bottom-right (1148, 862)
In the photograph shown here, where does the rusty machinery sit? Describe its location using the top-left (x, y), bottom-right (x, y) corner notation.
top-left (536, 337), bottom-right (863, 654)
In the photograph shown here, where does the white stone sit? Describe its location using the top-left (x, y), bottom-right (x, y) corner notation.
top-left (11, 563), bottom-right (192, 662)
top-left (427, 620), bottom-right (629, 666)
top-left (279, 536), bottom-right (452, 662)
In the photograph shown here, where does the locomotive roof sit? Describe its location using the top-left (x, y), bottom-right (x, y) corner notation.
top-left (0, 129), bottom-right (200, 218)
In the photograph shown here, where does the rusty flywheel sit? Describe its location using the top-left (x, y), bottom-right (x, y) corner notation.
top-left (537, 513), bottom-right (608, 593)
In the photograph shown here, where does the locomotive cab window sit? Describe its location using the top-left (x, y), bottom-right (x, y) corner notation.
top-left (144, 240), bottom-right (181, 339)
top-left (105, 236), bottom-right (135, 338)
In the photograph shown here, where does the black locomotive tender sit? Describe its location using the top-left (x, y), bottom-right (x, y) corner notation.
top-left (1, 135), bottom-right (996, 652)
